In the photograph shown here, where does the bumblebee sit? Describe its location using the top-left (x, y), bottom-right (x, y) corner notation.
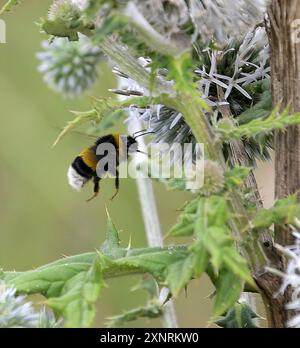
top-left (67, 131), bottom-right (150, 201)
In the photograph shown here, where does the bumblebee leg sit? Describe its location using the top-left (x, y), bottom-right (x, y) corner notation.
top-left (86, 177), bottom-right (100, 202)
top-left (110, 170), bottom-right (119, 201)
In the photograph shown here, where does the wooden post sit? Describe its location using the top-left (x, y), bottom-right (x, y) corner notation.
top-left (264, 0), bottom-right (300, 327)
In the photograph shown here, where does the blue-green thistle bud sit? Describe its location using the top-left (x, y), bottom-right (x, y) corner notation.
top-left (37, 35), bottom-right (102, 97)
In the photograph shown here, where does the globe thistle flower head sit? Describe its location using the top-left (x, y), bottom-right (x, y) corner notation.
top-left (195, 27), bottom-right (269, 113)
top-left (139, 28), bottom-right (270, 166)
top-left (110, 28), bottom-right (270, 166)
top-left (37, 35), bottom-right (102, 97)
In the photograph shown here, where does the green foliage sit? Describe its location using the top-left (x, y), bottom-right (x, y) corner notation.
top-left (167, 194), bottom-right (254, 315)
top-left (218, 108), bottom-right (300, 141)
top-left (213, 270), bottom-right (242, 318)
top-left (169, 166), bottom-right (251, 237)
top-left (224, 166), bottom-right (252, 190)
top-left (1, 215), bottom-right (188, 327)
top-left (47, 258), bottom-right (104, 328)
top-left (0, 0), bottom-right (20, 15)
top-left (168, 198), bottom-right (198, 237)
top-left (166, 254), bottom-right (197, 297)
top-left (253, 195), bottom-right (300, 229)
top-left (100, 209), bottom-right (123, 259)
top-left (238, 87), bottom-right (272, 125)
top-left (215, 302), bottom-right (260, 328)
top-left (147, 162), bottom-right (187, 192)
top-left (195, 197), bottom-right (253, 286)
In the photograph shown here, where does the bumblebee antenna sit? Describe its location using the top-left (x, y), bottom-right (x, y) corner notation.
top-left (133, 129), bottom-right (147, 137)
top-left (136, 149), bottom-right (148, 155)
top-left (134, 131), bottom-right (155, 139)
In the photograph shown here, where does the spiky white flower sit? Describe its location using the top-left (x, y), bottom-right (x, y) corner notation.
top-left (195, 27), bottom-right (269, 101)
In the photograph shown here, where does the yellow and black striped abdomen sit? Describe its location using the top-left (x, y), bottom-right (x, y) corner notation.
top-left (67, 148), bottom-right (96, 192)
top-left (79, 147), bottom-right (98, 172)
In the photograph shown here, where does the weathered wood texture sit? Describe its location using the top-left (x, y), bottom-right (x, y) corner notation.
top-left (264, 0), bottom-right (300, 327)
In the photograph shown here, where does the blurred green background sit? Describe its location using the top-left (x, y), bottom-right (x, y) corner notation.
top-left (0, 1), bottom-right (217, 328)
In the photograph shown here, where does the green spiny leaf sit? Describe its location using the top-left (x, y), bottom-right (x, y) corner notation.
top-left (213, 269), bottom-right (242, 318)
top-left (168, 198), bottom-right (198, 237)
top-left (202, 227), bottom-right (231, 275)
top-left (100, 209), bottom-right (124, 259)
top-left (224, 166), bottom-right (252, 190)
top-left (238, 85), bottom-right (272, 125)
top-left (166, 254), bottom-right (196, 297)
top-left (3, 246), bottom-right (187, 295)
top-left (47, 257), bottom-right (104, 328)
top-left (194, 197), bottom-right (254, 286)
top-left (215, 302), bottom-right (260, 328)
top-left (206, 196), bottom-right (229, 228)
top-left (221, 248), bottom-right (254, 287)
top-left (219, 108), bottom-right (300, 141)
top-left (253, 195), bottom-right (300, 229)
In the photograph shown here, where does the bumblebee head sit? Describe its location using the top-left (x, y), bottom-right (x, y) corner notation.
top-left (127, 130), bottom-right (155, 155)
top-left (126, 135), bottom-right (139, 154)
